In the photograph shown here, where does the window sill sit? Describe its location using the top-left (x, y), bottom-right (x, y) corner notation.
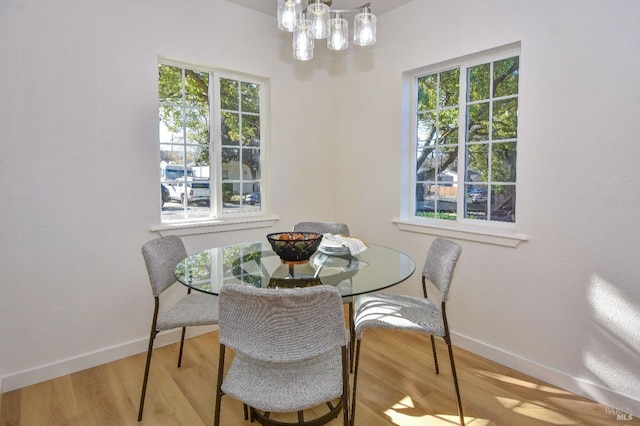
top-left (393, 218), bottom-right (528, 248)
top-left (151, 215), bottom-right (280, 237)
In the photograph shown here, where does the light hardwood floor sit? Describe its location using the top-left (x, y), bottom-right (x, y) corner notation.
top-left (1, 327), bottom-right (634, 425)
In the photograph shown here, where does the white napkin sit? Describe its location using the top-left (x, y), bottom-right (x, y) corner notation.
top-left (319, 233), bottom-right (368, 256)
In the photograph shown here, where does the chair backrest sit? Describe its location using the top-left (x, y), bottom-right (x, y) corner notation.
top-left (142, 235), bottom-right (188, 297)
top-left (219, 284), bottom-right (347, 362)
top-left (293, 221), bottom-right (350, 236)
top-left (422, 238), bottom-right (462, 302)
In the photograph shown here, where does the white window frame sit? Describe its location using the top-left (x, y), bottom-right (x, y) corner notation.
top-left (397, 43), bottom-right (528, 247)
top-left (212, 71), bottom-right (266, 218)
top-left (155, 59), bottom-right (276, 234)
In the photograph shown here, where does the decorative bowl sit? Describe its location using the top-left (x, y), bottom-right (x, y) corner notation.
top-left (266, 232), bottom-right (323, 264)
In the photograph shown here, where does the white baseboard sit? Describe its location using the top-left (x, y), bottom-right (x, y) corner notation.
top-left (453, 332), bottom-right (639, 411)
top-left (0, 326), bottom-right (216, 393)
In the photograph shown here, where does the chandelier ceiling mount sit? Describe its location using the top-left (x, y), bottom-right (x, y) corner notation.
top-left (277, 0), bottom-right (377, 61)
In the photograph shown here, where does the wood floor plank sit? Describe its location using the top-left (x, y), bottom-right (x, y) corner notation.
top-left (0, 390), bottom-right (20, 426)
top-left (17, 376), bottom-right (79, 426)
top-left (1, 328), bottom-right (636, 425)
top-left (70, 362), bottom-right (137, 425)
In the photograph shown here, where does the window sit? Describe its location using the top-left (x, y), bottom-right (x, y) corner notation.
top-left (411, 46), bottom-right (519, 225)
top-left (159, 62), bottom-right (266, 223)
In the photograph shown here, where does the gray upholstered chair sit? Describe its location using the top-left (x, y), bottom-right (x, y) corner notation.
top-left (351, 238), bottom-right (464, 426)
top-left (293, 221), bottom-right (350, 236)
top-left (213, 284), bottom-right (350, 426)
top-left (293, 221), bottom-right (355, 370)
top-left (137, 235), bottom-right (219, 421)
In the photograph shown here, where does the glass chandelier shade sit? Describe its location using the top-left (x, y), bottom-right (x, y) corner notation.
top-left (307, 2), bottom-right (330, 39)
top-left (278, 0), bottom-right (302, 32)
top-left (353, 11), bottom-right (376, 46)
top-left (293, 19), bottom-right (314, 61)
top-left (328, 16), bottom-right (348, 50)
top-left (276, 1), bottom-right (376, 61)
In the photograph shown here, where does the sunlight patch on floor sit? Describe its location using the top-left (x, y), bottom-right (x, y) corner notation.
top-left (495, 396), bottom-right (577, 425)
top-left (383, 396), bottom-right (487, 425)
top-left (475, 369), bottom-right (573, 395)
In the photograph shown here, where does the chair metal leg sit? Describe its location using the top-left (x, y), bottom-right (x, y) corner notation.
top-left (341, 345), bottom-right (350, 426)
top-left (177, 326), bottom-right (187, 367)
top-left (179, 288), bottom-right (192, 368)
top-left (348, 302), bottom-right (355, 373)
top-left (442, 304), bottom-right (464, 425)
top-left (137, 330), bottom-right (158, 421)
top-left (430, 335), bottom-right (440, 374)
top-left (445, 338), bottom-right (464, 426)
top-left (138, 299), bottom-right (160, 422)
top-left (350, 339), bottom-right (362, 426)
top-left (213, 344), bottom-right (226, 426)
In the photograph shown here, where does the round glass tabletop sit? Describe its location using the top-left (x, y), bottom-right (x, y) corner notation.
top-left (174, 240), bottom-right (416, 297)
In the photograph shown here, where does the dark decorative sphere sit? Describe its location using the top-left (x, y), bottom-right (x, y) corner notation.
top-left (266, 232), bottom-right (323, 263)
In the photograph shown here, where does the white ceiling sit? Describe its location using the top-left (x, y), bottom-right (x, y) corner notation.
top-left (226, 0), bottom-right (415, 17)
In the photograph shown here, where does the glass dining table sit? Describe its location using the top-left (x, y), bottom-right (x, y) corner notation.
top-left (174, 240), bottom-right (416, 297)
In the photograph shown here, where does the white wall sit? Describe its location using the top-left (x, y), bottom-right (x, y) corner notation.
top-left (1, 0), bottom-right (638, 415)
top-left (333, 0), bottom-right (640, 410)
top-left (0, 0), bottom-right (339, 391)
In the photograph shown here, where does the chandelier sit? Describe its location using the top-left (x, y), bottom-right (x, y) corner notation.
top-left (277, 0), bottom-right (377, 61)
